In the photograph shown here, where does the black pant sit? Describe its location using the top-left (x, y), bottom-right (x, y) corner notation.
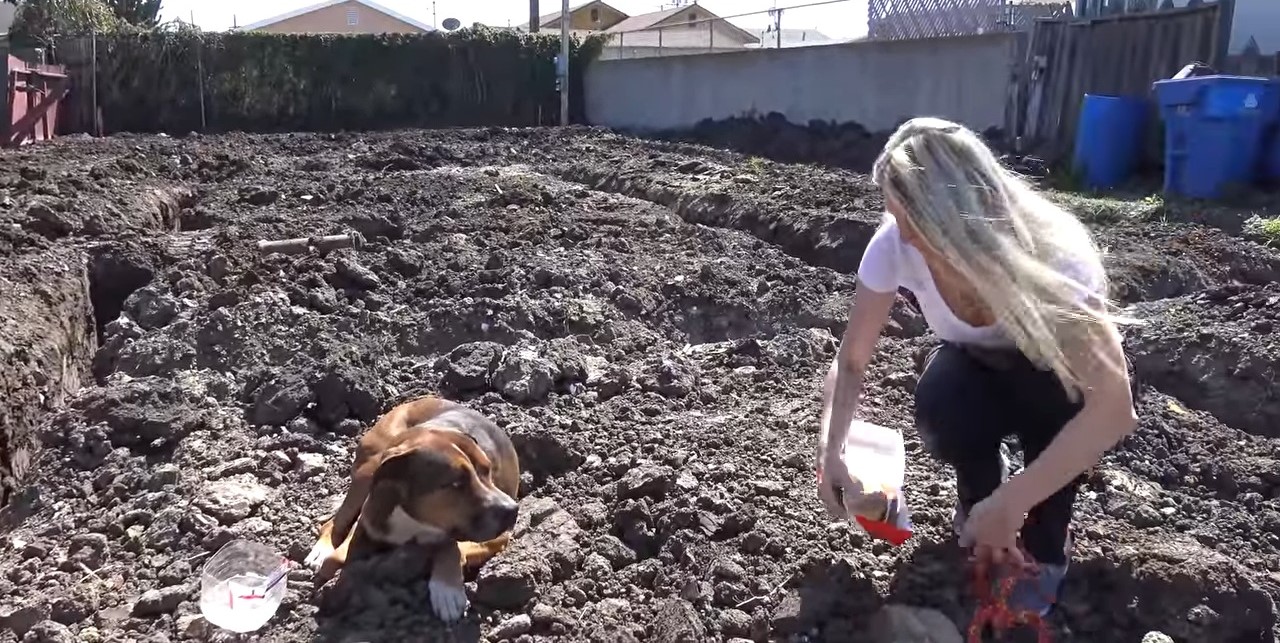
top-left (914, 341), bottom-right (1084, 565)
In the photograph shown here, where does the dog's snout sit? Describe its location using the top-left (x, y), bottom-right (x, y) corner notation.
top-left (490, 500), bottom-right (518, 531)
top-left (468, 494), bottom-right (519, 542)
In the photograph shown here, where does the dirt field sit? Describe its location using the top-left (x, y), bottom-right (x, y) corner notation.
top-left (0, 127), bottom-right (1278, 643)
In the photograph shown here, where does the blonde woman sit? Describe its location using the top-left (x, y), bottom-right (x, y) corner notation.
top-left (816, 117), bottom-right (1139, 617)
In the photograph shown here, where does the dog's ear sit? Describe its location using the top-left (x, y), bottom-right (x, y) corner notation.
top-left (371, 445), bottom-right (418, 492)
top-left (373, 444), bottom-right (458, 494)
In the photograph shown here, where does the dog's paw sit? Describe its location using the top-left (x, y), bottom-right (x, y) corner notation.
top-left (303, 538), bottom-right (335, 569)
top-left (428, 577), bottom-right (469, 623)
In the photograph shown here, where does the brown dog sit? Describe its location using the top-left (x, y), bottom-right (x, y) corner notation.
top-left (303, 396), bottom-right (520, 622)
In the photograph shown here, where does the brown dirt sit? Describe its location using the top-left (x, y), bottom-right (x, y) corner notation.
top-left (0, 128), bottom-right (1277, 643)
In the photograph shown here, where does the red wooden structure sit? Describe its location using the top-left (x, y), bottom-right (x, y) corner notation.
top-left (6, 55), bottom-right (68, 147)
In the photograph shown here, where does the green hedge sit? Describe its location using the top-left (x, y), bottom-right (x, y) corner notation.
top-left (55, 27), bottom-right (604, 134)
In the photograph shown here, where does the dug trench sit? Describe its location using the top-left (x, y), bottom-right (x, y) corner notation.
top-left (0, 175), bottom-right (195, 510)
top-left (0, 129), bottom-right (1276, 643)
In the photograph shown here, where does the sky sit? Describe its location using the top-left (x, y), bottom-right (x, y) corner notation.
top-left (158, 0), bottom-right (870, 40)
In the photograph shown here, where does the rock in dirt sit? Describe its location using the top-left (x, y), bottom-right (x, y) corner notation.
top-left (770, 590), bottom-right (806, 634)
top-left (240, 186), bottom-right (280, 206)
top-left (490, 614), bottom-right (532, 639)
top-left (294, 452), bottom-right (326, 478)
top-left (131, 585), bottom-right (191, 617)
top-left (1141, 633), bottom-right (1175, 643)
top-left (195, 476), bottom-right (270, 524)
top-left (639, 357), bottom-right (698, 398)
top-left (492, 347), bottom-right (557, 403)
top-left (510, 427), bottom-right (584, 479)
top-left (20, 620), bottom-right (74, 643)
top-left (176, 614), bottom-right (211, 639)
top-left (333, 257), bottom-right (382, 291)
top-left (124, 285), bottom-right (180, 330)
top-left (618, 464), bottom-right (675, 500)
top-left (436, 341), bottom-right (503, 394)
top-left (0, 603), bottom-right (48, 638)
top-left (65, 532), bottom-right (109, 570)
top-left (474, 496), bottom-right (582, 609)
top-left (867, 605), bottom-right (963, 643)
top-left (250, 373), bottom-right (312, 427)
top-left (308, 366), bottom-right (380, 426)
top-left (649, 599), bottom-right (704, 643)
top-left (22, 199), bottom-right (76, 239)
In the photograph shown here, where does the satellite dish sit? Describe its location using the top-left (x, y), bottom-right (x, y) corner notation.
top-left (442, 17), bottom-right (461, 31)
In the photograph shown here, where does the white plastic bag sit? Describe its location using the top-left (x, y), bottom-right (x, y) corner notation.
top-left (836, 420), bottom-right (914, 545)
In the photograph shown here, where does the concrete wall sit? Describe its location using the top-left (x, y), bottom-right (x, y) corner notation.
top-left (585, 33), bottom-right (1019, 134)
top-left (254, 0), bottom-right (428, 34)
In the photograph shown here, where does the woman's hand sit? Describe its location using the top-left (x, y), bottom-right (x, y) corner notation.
top-left (815, 443), bottom-right (849, 517)
top-left (816, 283), bottom-right (895, 520)
top-left (961, 487), bottom-right (1029, 569)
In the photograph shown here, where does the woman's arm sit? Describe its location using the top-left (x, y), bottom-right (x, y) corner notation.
top-left (819, 283), bottom-right (896, 465)
top-left (998, 321), bottom-right (1139, 514)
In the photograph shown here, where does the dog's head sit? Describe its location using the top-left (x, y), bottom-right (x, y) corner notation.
top-left (373, 429), bottom-right (519, 543)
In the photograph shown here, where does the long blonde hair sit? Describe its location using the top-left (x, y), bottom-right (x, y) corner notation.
top-left (871, 117), bottom-right (1130, 398)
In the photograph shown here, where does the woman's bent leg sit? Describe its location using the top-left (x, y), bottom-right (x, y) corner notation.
top-left (1010, 366), bottom-right (1085, 567)
top-left (1002, 353), bottom-right (1087, 616)
top-left (914, 343), bottom-right (1016, 524)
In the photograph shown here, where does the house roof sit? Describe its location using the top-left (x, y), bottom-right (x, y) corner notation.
top-left (605, 5), bottom-right (759, 45)
top-left (241, 0), bottom-right (435, 32)
top-left (605, 7), bottom-right (683, 33)
top-left (518, 0), bottom-right (625, 30)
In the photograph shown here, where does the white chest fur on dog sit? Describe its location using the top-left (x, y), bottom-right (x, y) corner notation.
top-left (362, 506), bottom-right (448, 546)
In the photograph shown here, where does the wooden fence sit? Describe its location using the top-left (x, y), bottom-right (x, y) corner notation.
top-left (1017, 2), bottom-right (1226, 164)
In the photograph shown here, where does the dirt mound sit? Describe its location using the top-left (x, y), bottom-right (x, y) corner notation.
top-left (1125, 283), bottom-right (1280, 437)
top-left (0, 128), bottom-right (1278, 643)
top-left (640, 113), bottom-right (1008, 175)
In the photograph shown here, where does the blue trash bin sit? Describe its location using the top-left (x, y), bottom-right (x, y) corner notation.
top-left (1152, 74), bottom-right (1279, 199)
top-left (1263, 126), bottom-right (1280, 182)
top-left (1072, 94), bottom-right (1149, 190)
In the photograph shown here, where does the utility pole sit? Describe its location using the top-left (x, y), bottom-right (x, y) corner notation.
top-left (530, 0), bottom-right (540, 32)
top-left (774, 7), bottom-right (782, 48)
top-left (560, 0), bottom-right (570, 126)
top-left (766, 4), bottom-right (783, 49)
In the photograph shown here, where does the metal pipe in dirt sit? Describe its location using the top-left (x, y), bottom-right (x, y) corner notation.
top-left (256, 232), bottom-right (366, 256)
top-left (560, 0), bottom-right (570, 126)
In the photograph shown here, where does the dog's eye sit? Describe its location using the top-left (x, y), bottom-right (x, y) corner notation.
top-left (451, 479), bottom-right (467, 490)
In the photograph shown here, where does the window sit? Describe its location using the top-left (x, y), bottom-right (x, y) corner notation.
top-left (687, 12), bottom-right (697, 28)
top-left (346, 9), bottom-right (358, 26)
top-left (590, 8), bottom-right (600, 23)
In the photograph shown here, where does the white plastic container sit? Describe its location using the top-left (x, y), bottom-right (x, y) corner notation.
top-left (837, 420), bottom-right (914, 545)
top-left (198, 539), bottom-right (291, 633)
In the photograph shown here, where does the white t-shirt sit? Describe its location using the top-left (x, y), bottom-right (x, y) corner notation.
top-left (856, 215), bottom-right (1105, 348)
